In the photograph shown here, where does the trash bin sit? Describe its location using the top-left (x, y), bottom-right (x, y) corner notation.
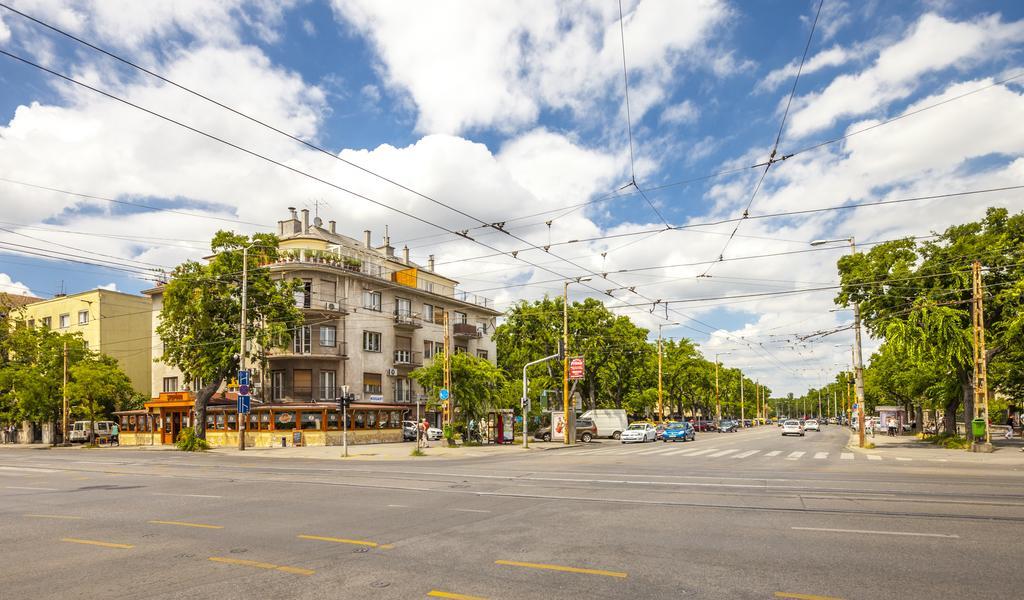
top-left (971, 418), bottom-right (987, 438)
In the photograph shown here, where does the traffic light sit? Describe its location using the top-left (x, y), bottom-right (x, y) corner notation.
top-left (442, 400), bottom-right (450, 423)
top-left (557, 339), bottom-right (565, 362)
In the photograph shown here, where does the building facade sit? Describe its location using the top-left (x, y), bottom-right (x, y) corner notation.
top-left (19, 289), bottom-right (152, 395)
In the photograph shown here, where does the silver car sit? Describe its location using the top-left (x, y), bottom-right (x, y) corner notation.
top-left (781, 419), bottom-right (805, 437)
top-left (620, 423), bottom-right (657, 443)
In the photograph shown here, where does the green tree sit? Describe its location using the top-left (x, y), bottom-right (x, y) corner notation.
top-left (157, 231), bottom-right (303, 439)
top-left (67, 355), bottom-right (136, 442)
top-left (410, 351), bottom-right (508, 430)
top-left (0, 324), bottom-right (89, 425)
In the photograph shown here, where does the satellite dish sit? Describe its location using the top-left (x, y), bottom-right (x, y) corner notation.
top-left (314, 216), bottom-right (323, 227)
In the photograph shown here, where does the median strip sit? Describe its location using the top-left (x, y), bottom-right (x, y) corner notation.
top-left (208, 556), bottom-right (314, 576)
top-left (494, 559), bottom-right (626, 578)
top-left (297, 534), bottom-right (391, 549)
top-left (61, 537), bottom-right (133, 549)
top-left (149, 520), bottom-right (224, 529)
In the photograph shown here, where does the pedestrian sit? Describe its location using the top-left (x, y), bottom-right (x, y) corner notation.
top-left (111, 422), bottom-right (120, 447)
top-left (1005, 415), bottom-right (1015, 440)
top-left (887, 416), bottom-right (897, 437)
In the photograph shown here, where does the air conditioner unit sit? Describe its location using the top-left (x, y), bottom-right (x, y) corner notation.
top-left (386, 368), bottom-right (399, 376)
top-left (325, 301), bottom-right (339, 311)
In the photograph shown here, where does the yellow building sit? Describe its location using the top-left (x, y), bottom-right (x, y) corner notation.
top-left (20, 289), bottom-right (152, 395)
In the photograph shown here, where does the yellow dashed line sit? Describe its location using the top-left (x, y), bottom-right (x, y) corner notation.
top-left (775, 593), bottom-right (846, 600)
top-left (61, 537), bottom-right (133, 549)
top-left (494, 559), bottom-right (627, 578)
top-left (208, 556), bottom-right (313, 576)
top-left (428, 591), bottom-right (488, 600)
top-left (297, 534), bottom-right (389, 548)
top-left (148, 520), bottom-right (223, 529)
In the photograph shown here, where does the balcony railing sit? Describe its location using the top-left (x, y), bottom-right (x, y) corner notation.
top-left (394, 350), bottom-right (423, 367)
top-left (268, 341), bottom-right (348, 359)
top-left (267, 385), bottom-right (344, 402)
top-left (452, 323), bottom-right (482, 339)
top-left (393, 311), bottom-right (422, 328)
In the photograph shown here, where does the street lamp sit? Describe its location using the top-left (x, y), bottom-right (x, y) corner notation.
top-left (714, 352), bottom-right (731, 430)
top-left (562, 277), bottom-right (591, 445)
top-left (657, 322), bottom-right (679, 423)
top-left (812, 236), bottom-right (867, 448)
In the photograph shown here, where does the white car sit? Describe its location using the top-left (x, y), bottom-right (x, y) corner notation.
top-left (781, 419), bottom-right (805, 437)
top-left (804, 419), bottom-right (820, 432)
top-left (425, 426), bottom-right (443, 441)
top-left (620, 423), bottom-right (657, 443)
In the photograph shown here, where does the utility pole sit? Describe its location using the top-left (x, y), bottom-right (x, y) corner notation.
top-left (61, 341), bottom-right (69, 446)
top-left (714, 352), bottom-right (730, 429)
top-left (238, 245), bottom-right (248, 452)
top-left (740, 375), bottom-right (745, 428)
top-left (522, 353), bottom-right (559, 449)
top-left (971, 260), bottom-right (992, 450)
top-left (443, 310), bottom-right (451, 428)
top-left (817, 387), bottom-right (822, 420)
top-left (561, 278), bottom-right (590, 444)
top-left (656, 322), bottom-right (678, 423)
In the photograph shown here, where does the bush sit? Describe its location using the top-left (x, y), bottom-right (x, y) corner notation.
top-left (442, 424), bottom-right (455, 443)
top-left (922, 433), bottom-right (971, 449)
top-left (410, 447), bottom-right (425, 457)
top-left (175, 427), bottom-right (210, 452)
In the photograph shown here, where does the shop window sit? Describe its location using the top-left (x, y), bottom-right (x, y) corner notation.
top-left (274, 411), bottom-right (296, 430)
top-left (390, 411), bottom-right (401, 428)
top-left (206, 415), bottom-right (215, 431)
top-left (300, 411), bottom-right (322, 430)
top-left (214, 414), bottom-right (225, 430)
top-left (354, 411), bottom-right (365, 429)
top-left (260, 412), bottom-right (271, 430)
top-left (327, 411), bottom-right (339, 430)
top-left (366, 411), bottom-right (377, 429)
top-left (227, 413), bottom-right (237, 431)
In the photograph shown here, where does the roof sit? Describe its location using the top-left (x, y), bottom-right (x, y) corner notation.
top-left (0, 292), bottom-right (41, 312)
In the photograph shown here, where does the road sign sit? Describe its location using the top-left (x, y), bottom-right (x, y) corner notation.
top-left (439, 388), bottom-right (450, 401)
top-left (237, 395), bottom-right (251, 414)
top-left (238, 369), bottom-right (250, 386)
top-left (568, 357), bottom-right (585, 380)
top-left (238, 384), bottom-right (249, 396)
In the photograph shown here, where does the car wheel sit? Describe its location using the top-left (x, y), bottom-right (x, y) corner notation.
top-left (543, 433), bottom-right (551, 442)
top-left (612, 431), bottom-right (621, 440)
top-left (581, 432), bottom-right (593, 443)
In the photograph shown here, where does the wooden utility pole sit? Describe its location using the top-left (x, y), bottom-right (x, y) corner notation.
top-left (971, 261), bottom-right (991, 447)
top-left (62, 341), bottom-right (69, 445)
top-left (443, 310), bottom-right (451, 427)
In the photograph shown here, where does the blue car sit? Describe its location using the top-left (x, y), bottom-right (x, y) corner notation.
top-left (661, 422), bottom-right (695, 442)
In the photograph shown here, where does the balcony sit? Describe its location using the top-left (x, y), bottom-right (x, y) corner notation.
top-left (393, 311), bottom-right (422, 329)
top-left (267, 341), bottom-right (348, 360)
top-left (297, 298), bottom-right (349, 315)
top-left (452, 323), bottom-right (482, 339)
top-left (267, 385), bottom-right (343, 403)
top-left (393, 349), bottom-right (423, 369)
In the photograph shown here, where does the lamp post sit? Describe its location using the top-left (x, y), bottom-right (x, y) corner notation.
top-left (714, 352), bottom-right (731, 430)
top-left (812, 236), bottom-right (866, 448)
top-left (562, 277), bottom-right (591, 445)
top-left (657, 322), bottom-right (679, 423)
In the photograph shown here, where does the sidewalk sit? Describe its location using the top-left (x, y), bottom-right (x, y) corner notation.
top-left (207, 439), bottom-right (586, 461)
top-left (847, 430), bottom-right (1024, 464)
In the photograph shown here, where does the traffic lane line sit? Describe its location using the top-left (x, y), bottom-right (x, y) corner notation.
top-left (25, 514), bottom-right (82, 520)
top-left (208, 556), bottom-right (314, 576)
top-left (494, 559), bottom-right (627, 578)
top-left (428, 591), bottom-right (488, 599)
top-left (61, 537), bottom-right (134, 549)
top-left (775, 592), bottom-right (845, 600)
top-left (148, 520), bottom-right (224, 529)
top-left (297, 534), bottom-right (393, 549)
top-left (5, 486), bottom-right (59, 491)
top-left (791, 526), bottom-right (959, 538)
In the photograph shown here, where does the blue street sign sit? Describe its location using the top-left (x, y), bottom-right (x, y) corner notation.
top-left (238, 395), bottom-right (251, 414)
top-left (439, 388), bottom-right (450, 401)
top-left (238, 384), bottom-right (250, 396)
top-left (238, 369), bottom-right (250, 386)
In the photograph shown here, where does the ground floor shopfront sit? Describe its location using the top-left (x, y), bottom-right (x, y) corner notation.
top-left (114, 392), bottom-right (414, 448)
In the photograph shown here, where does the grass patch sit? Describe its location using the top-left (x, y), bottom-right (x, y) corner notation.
top-left (410, 447), bottom-right (425, 457)
top-left (922, 433), bottom-right (971, 449)
top-left (864, 442), bottom-right (875, 449)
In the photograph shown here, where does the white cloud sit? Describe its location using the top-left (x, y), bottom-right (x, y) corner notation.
top-left (97, 282), bottom-right (118, 291)
top-left (0, 273), bottom-right (33, 296)
top-left (659, 99), bottom-right (699, 124)
top-left (757, 45), bottom-right (859, 93)
top-left (0, 14), bottom-right (11, 43)
top-left (786, 12), bottom-right (1024, 138)
top-left (301, 18), bottom-right (316, 36)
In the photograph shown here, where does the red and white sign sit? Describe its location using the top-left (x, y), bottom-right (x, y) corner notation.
top-left (568, 357), bottom-right (585, 380)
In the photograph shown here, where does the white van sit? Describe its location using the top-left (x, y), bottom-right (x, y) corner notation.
top-left (578, 409), bottom-right (628, 440)
top-left (69, 420), bottom-right (115, 443)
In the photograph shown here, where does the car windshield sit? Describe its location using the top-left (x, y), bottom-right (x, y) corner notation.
top-left (666, 423), bottom-right (685, 430)
top-left (785, 420), bottom-right (799, 426)
top-left (627, 424), bottom-right (647, 430)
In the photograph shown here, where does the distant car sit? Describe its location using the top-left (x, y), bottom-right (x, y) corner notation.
top-left (620, 422), bottom-right (657, 443)
top-left (402, 420), bottom-right (418, 441)
top-left (781, 419), bottom-right (805, 436)
top-left (533, 419), bottom-right (597, 443)
top-left (828, 417), bottom-right (838, 425)
top-left (426, 426), bottom-right (443, 441)
top-left (718, 420), bottom-right (738, 433)
top-left (741, 419), bottom-right (753, 428)
top-left (69, 420), bottom-right (114, 444)
top-left (661, 422), bottom-right (695, 442)
top-left (805, 419), bottom-right (820, 432)
top-left (692, 420), bottom-right (717, 432)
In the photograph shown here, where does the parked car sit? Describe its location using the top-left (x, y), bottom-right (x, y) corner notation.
top-left (661, 422), bottom-right (695, 442)
top-left (781, 419), bottom-right (805, 436)
top-left (533, 419), bottom-right (597, 443)
top-left (620, 422), bottom-right (657, 443)
top-left (692, 420), bottom-right (717, 432)
top-left (402, 420), bottom-right (418, 441)
top-left (578, 409), bottom-right (628, 440)
top-left (426, 426), bottom-right (443, 441)
top-left (804, 419), bottom-right (820, 432)
top-left (741, 419), bottom-right (753, 428)
top-left (718, 420), bottom-right (738, 433)
top-left (69, 420), bottom-right (114, 444)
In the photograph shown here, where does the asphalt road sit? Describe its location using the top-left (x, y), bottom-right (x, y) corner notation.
top-left (3, 424), bottom-right (1024, 600)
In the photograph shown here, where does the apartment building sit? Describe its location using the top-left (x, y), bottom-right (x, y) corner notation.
top-left (18, 289), bottom-right (152, 395)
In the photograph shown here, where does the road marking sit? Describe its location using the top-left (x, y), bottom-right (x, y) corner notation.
top-left (813, 452), bottom-right (829, 460)
top-left (895, 457), bottom-right (912, 461)
top-left (765, 451), bottom-right (782, 457)
top-left (297, 534), bottom-right (390, 548)
top-left (664, 447), bottom-right (703, 456)
top-left (428, 591), bottom-right (488, 600)
top-left (148, 520), bottom-right (224, 529)
top-left (61, 537), bottom-right (133, 549)
top-left (25, 514), bottom-right (82, 520)
top-left (5, 486), bottom-right (58, 491)
top-left (775, 592), bottom-right (846, 600)
top-left (928, 459), bottom-right (948, 463)
top-left (494, 559), bottom-right (627, 578)
top-left (208, 556), bottom-right (313, 576)
top-left (387, 504), bottom-right (409, 508)
top-left (866, 455), bottom-right (882, 461)
top-left (786, 452), bottom-right (805, 459)
top-left (733, 450), bottom-right (760, 458)
top-left (791, 527), bottom-right (959, 539)
top-left (840, 453), bottom-right (854, 460)
top-left (152, 492), bottom-right (223, 498)
top-left (0, 466), bottom-right (58, 473)
top-left (683, 448), bottom-right (719, 457)
top-left (449, 508), bottom-right (491, 513)
top-left (709, 449), bottom-right (739, 458)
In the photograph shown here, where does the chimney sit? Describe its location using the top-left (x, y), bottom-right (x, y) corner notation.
top-left (364, 229), bottom-right (372, 248)
top-left (402, 245), bottom-right (410, 263)
top-left (329, 220), bottom-right (336, 234)
top-left (289, 206), bottom-right (297, 220)
top-left (301, 208), bottom-right (310, 232)
top-left (278, 221), bottom-right (284, 236)
top-left (428, 255), bottom-right (435, 271)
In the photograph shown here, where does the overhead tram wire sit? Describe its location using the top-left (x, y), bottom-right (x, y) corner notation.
top-left (701, 0), bottom-right (824, 277)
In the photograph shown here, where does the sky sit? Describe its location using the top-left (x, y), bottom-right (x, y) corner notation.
top-left (1, 0), bottom-right (1023, 395)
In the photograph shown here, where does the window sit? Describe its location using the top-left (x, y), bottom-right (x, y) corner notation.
top-left (320, 279), bottom-right (337, 304)
top-left (273, 411), bottom-right (296, 430)
top-left (319, 370), bottom-right (336, 400)
top-left (395, 297), bottom-right (411, 317)
top-left (423, 304), bottom-right (434, 323)
top-left (59, 313), bottom-right (70, 329)
top-left (294, 280), bottom-right (312, 308)
top-left (423, 340), bottom-right (434, 359)
top-left (271, 371), bottom-right (285, 401)
top-left (362, 290), bottom-right (382, 311)
top-left (362, 331), bottom-right (381, 352)
top-left (27, 319), bottom-right (34, 328)
top-left (454, 311), bottom-right (467, 325)
top-left (319, 325), bottom-right (336, 347)
top-left (293, 325), bottom-right (311, 354)
top-left (83, 341), bottom-right (89, 350)
top-left (477, 349), bottom-right (489, 360)
top-left (41, 316), bottom-right (51, 329)
top-left (363, 372), bottom-right (382, 395)
top-left (294, 369), bottom-right (312, 397)
top-left (162, 377), bottom-right (179, 393)
top-left (300, 411), bottom-right (322, 430)
top-left (455, 345), bottom-right (467, 354)
top-left (78, 310), bottom-right (89, 325)
top-left (433, 308), bottom-right (445, 325)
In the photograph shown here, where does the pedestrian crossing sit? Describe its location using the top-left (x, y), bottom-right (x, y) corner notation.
top-left (566, 444), bottom-right (925, 463)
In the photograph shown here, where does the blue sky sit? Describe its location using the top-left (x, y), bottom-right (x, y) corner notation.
top-left (1, 0), bottom-right (1023, 392)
